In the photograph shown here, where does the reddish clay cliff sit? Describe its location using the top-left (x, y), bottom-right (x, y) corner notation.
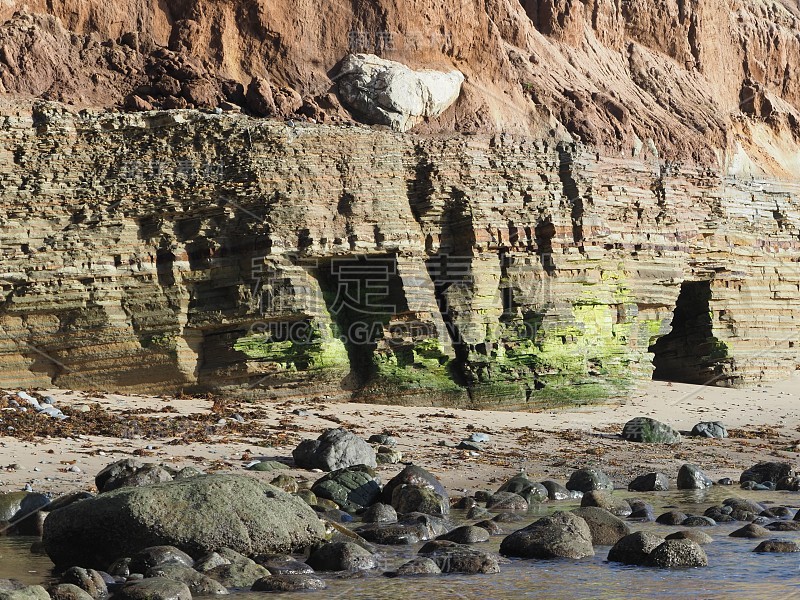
top-left (1, 0), bottom-right (800, 168)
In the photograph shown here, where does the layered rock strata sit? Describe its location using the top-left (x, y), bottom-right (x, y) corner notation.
top-left (0, 103), bottom-right (797, 408)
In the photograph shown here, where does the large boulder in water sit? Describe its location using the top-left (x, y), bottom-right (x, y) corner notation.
top-left (607, 531), bottom-right (665, 565)
top-left (649, 539), bottom-right (708, 567)
top-left (677, 464), bottom-right (713, 489)
top-left (391, 485), bottom-right (449, 516)
top-left (566, 467), bottom-right (613, 493)
top-left (499, 511), bottom-right (594, 559)
top-left (292, 428), bottom-right (376, 471)
top-left (381, 465), bottom-right (448, 504)
top-left (496, 474), bottom-right (548, 503)
top-left (310, 464), bottom-right (381, 511)
top-left (336, 54), bottom-right (464, 132)
top-left (42, 474), bottom-right (325, 569)
top-left (628, 472), bottom-right (670, 492)
top-left (571, 507), bottom-right (631, 545)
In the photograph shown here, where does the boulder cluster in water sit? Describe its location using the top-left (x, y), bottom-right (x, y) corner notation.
top-left (0, 426), bottom-right (799, 599)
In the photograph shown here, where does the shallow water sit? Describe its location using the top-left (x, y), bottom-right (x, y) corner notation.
top-left (0, 537), bottom-right (57, 585)
top-left (5, 487), bottom-right (800, 598)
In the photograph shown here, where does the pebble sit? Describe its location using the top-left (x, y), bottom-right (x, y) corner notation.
top-left (457, 441), bottom-right (484, 451)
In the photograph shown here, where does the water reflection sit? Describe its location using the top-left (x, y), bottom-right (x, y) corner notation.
top-left (1, 487), bottom-right (799, 598)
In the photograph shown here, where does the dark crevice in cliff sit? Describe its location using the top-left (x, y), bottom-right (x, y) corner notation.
top-left (688, 16), bottom-right (701, 69)
top-left (649, 280), bottom-right (733, 385)
top-left (425, 254), bottom-right (470, 388)
top-left (534, 220), bottom-right (557, 274)
top-left (406, 146), bottom-right (471, 389)
top-left (407, 146), bottom-right (435, 223)
top-left (315, 254), bottom-right (409, 388)
top-left (425, 188), bottom-right (478, 389)
top-left (557, 145), bottom-right (584, 244)
top-left (651, 175), bottom-right (668, 224)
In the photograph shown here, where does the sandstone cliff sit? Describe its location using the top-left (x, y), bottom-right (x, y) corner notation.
top-left (1, 1), bottom-right (800, 406)
top-left (0, 102), bottom-right (796, 408)
top-left (2, 0), bottom-right (800, 169)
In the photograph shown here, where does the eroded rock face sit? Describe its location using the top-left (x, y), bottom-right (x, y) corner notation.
top-left (336, 54), bottom-right (463, 131)
top-left (0, 106), bottom-right (797, 406)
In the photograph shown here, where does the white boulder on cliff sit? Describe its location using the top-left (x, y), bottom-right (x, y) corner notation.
top-left (336, 53), bottom-right (464, 132)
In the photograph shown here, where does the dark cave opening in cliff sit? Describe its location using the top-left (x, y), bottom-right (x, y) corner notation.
top-left (315, 255), bottom-right (409, 388)
top-left (648, 280), bottom-right (730, 385)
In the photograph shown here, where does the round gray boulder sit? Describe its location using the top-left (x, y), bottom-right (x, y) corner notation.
top-left (394, 557), bottom-right (441, 575)
top-left (419, 542), bottom-right (499, 574)
top-left (381, 465), bottom-right (448, 505)
top-left (690, 421), bottom-right (728, 438)
top-left (753, 539), bottom-right (800, 552)
top-left (607, 531), bottom-right (665, 565)
top-left (540, 480), bottom-right (574, 501)
top-left (362, 503), bottom-right (397, 523)
top-left (497, 474), bottom-right (548, 503)
top-left (48, 584), bottom-right (94, 600)
top-left (145, 565), bottom-right (227, 595)
top-left (114, 579), bottom-right (191, 600)
top-left (310, 465), bottom-right (381, 511)
top-left (43, 475), bottom-right (325, 569)
top-left (436, 525), bottom-right (489, 544)
top-left (656, 510), bottom-right (688, 525)
top-left (571, 507), bottom-right (631, 546)
top-left (305, 542), bottom-right (377, 572)
top-left (730, 523), bottom-right (769, 538)
top-left (251, 574), bottom-right (326, 592)
top-left (665, 530), bottom-right (713, 545)
top-left (486, 492), bottom-right (528, 512)
top-left (676, 464), bottom-right (713, 489)
top-left (740, 462), bottom-right (794, 485)
top-left (580, 491), bottom-right (632, 517)
top-left (649, 539), bottom-right (708, 567)
top-left (292, 428), bottom-right (376, 471)
top-left (356, 521), bottom-right (428, 545)
top-left (499, 511), bottom-right (594, 559)
top-left (130, 546), bottom-right (194, 573)
top-left (391, 485), bottom-right (448, 516)
top-left (566, 468), bottom-right (613, 493)
top-left (628, 473), bottom-right (670, 492)
top-left (622, 417), bottom-right (681, 443)
top-left (59, 568), bottom-right (107, 599)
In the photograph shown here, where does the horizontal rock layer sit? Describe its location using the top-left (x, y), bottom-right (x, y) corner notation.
top-left (0, 103), bottom-right (797, 408)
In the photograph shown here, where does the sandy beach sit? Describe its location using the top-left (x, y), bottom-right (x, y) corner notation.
top-left (1, 375), bottom-right (798, 496)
